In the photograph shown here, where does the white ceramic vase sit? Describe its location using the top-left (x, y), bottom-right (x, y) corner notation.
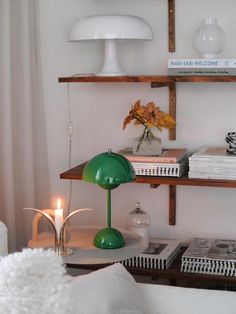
top-left (193, 17), bottom-right (226, 59)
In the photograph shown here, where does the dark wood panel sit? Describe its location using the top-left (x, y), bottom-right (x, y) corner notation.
top-left (168, 0), bottom-right (175, 52)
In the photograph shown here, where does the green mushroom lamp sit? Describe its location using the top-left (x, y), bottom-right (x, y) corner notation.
top-left (82, 149), bottom-right (136, 249)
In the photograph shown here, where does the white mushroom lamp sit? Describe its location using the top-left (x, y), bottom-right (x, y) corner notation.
top-left (69, 14), bottom-right (153, 76)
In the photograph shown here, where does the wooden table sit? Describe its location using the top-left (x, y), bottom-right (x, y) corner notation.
top-left (65, 247), bottom-right (236, 289)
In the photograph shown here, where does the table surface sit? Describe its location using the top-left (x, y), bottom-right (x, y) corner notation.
top-left (63, 226), bottom-right (147, 265)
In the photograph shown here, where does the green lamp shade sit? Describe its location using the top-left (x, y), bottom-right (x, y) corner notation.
top-left (82, 150), bottom-right (136, 249)
top-left (82, 150), bottom-right (136, 189)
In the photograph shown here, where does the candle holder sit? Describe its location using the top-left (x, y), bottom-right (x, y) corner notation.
top-left (24, 207), bottom-right (93, 256)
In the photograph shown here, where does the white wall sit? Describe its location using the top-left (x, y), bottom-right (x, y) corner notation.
top-left (38, 0), bottom-right (236, 244)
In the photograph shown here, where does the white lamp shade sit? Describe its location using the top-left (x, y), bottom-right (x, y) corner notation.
top-left (69, 14), bottom-right (153, 76)
top-left (69, 14), bottom-right (153, 41)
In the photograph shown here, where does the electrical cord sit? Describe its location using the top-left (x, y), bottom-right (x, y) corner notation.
top-left (66, 83), bottom-right (73, 217)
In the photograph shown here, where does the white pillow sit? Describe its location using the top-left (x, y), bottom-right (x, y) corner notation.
top-left (71, 263), bottom-right (148, 314)
top-left (0, 249), bottom-right (74, 314)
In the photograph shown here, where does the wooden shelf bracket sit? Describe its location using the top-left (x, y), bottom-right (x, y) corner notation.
top-left (150, 183), bottom-right (176, 225)
top-left (169, 82), bottom-right (176, 140)
top-left (169, 185), bottom-right (176, 225)
top-left (168, 0), bottom-right (175, 52)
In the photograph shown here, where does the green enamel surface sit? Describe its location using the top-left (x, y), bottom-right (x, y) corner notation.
top-left (82, 151), bottom-right (136, 190)
top-left (93, 227), bottom-right (125, 249)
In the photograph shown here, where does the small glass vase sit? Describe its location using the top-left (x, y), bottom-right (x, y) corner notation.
top-left (126, 201), bottom-right (151, 245)
top-left (132, 126), bottom-right (162, 156)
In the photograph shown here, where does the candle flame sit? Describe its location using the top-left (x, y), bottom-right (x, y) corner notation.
top-left (57, 198), bottom-right (61, 209)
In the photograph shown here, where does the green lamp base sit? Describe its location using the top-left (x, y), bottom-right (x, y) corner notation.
top-left (94, 227), bottom-right (125, 249)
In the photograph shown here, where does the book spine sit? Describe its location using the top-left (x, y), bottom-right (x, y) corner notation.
top-left (168, 68), bottom-right (236, 76)
top-left (122, 245), bottom-right (181, 270)
top-left (189, 156), bottom-right (236, 163)
top-left (124, 156), bottom-right (178, 163)
top-left (133, 159), bottom-right (188, 177)
top-left (189, 165), bottom-right (236, 174)
top-left (189, 160), bottom-right (236, 167)
top-left (181, 256), bottom-right (236, 266)
top-left (181, 261), bottom-right (236, 276)
top-left (133, 164), bottom-right (180, 177)
top-left (188, 171), bottom-right (236, 180)
top-left (168, 59), bottom-right (236, 68)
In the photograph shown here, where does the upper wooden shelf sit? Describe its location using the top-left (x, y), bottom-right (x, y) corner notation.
top-left (58, 75), bottom-right (236, 84)
top-left (60, 162), bottom-right (236, 189)
top-left (58, 75), bottom-right (173, 85)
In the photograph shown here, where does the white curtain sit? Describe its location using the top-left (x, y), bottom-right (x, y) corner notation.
top-left (0, 0), bottom-right (50, 252)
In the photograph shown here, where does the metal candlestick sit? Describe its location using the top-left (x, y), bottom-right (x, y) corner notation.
top-left (24, 207), bottom-right (93, 256)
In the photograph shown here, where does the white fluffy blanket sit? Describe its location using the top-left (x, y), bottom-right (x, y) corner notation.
top-left (0, 249), bottom-right (74, 314)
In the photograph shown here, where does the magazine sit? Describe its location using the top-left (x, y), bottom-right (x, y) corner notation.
top-left (190, 146), bottom-right (234, 161)
top-left (181, 238), bottom-right (236, 276)
top-left (182, 238), bottom-right (236, 262)
top-left (122, 238), bottom-right (181, 270)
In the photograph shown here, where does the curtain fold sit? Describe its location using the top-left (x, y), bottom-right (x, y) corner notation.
top-left (0, 0), bottom-right (50, 252)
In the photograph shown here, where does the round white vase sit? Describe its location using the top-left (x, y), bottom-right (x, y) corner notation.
top-left (193, 17), bottom-right (226, 59)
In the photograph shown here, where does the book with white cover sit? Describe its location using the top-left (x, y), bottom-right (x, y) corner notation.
top-left (189, 164), bottom-right (236, 175)
top-left (132, 157), bottom-right (188, 177)
top-left (182, 238), bottom-right (236, 262)
top-left (168, 68), bottom-right (236, 76)
top-left (168, 58), bottom-right (236, 68)
top-left (189, 160), bottom-right (236, 167)
top-left (190, 146), bottom-right (236, 162)
top-left (181, 237), bottom-right (236, 276)
top-left (122, 238), bottom-right (181, 270)
top-left (188, 171), bottom-right (236, 180)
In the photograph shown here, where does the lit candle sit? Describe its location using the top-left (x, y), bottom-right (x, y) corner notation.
top-left (55, 198), bottom-right (64, 238)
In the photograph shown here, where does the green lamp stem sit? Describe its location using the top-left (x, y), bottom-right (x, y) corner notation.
top-left (107, 189), bottom-right (111, 229)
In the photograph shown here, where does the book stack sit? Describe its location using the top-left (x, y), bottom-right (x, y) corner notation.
top-left (122, 238), bottom-right (181, 270)
top-left (168, 58), bottom-right (236, 76)
top-left (181, 237), bottom-right (236, 276)
top-left (118, 148), bottom-right (188, 177)
top-left (188, 146), bottom-right (236, 180)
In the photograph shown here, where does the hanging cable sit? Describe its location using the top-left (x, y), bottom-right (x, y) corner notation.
top-left (67, 83), bottom-right (73, 217)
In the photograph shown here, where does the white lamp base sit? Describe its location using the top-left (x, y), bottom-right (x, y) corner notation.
top-left (95, 39), bottom-right (127, 76)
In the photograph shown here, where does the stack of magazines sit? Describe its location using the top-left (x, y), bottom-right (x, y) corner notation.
top-left (181, 238), bottom-right (236, 276)
top-left (118, 148), bottom-right (188, 177)
top-left (188, 146), bottom-right (236, 180)
top-left (122, 238), bottom-right (181, 270)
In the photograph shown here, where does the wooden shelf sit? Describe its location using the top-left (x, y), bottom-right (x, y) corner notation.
top-left (60, 162), bottom-right (236, 226)
top-left (66, 247), bottom-right (236, 286)
top-left (58, 75), bottom-right (174, 84)
top-left (60, 162), bottom-right (236, 188)
top-left (58, 75), bottom-right (236, 84)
